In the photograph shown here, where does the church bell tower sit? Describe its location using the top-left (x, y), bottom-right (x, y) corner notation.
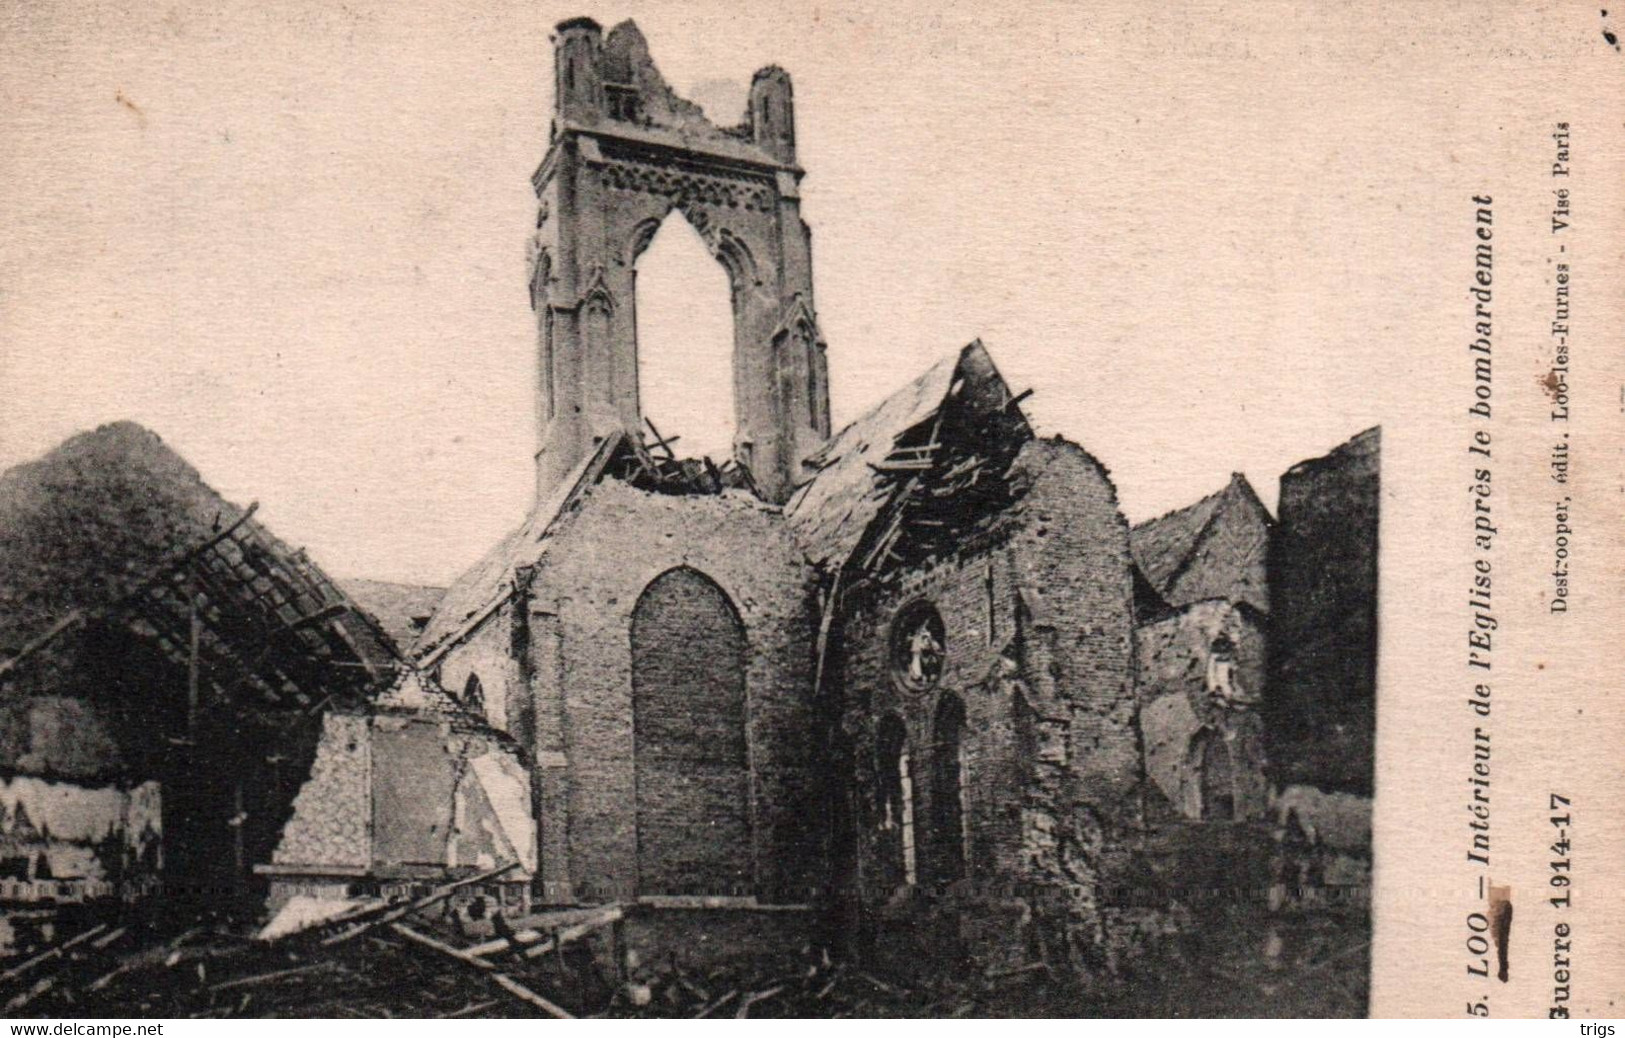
top-left (527, 17), bottom-right (830, 505)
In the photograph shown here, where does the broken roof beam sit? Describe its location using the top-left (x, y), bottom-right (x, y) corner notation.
top-left (0, 503), bottom-right (263, 680)
top-left (641, 418), bottom-right (682, 462)
top-left (142, 578), bottom-right (358, 709)
top-left (319, 862), bottom-right (519, 946)
top-left (867, 458), bottom-right (934, 474)
top-left (860, 510), bottom-right (906, 573)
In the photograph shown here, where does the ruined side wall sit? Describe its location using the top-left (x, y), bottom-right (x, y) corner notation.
top-left (435, 603), bottom-right (528, 742)
top-left (839, 542), bottom-right (1030, 897)
top-left (1268, 429), bottom-right (1379, 794)
top-left (527, 480), bottom-right (819, 903)
top-left (271, 713), bottom-right (371, 871)
top-left (1007, 441), bottom-right (1141, 815)
top-left (836, 438), bottom-right (1139, 971)
top-left (1135, 600), bottom-right (1268, 821)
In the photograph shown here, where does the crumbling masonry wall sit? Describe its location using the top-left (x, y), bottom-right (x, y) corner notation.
top-left (1135, 600), bottom-right (1268, 821)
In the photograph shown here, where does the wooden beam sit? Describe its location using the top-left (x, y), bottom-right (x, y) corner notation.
top-left (503, 905), bottom-right (623, 960)
top-left (0, 923), bottom-right (108, 985)
top-left (389, 924), bottom-right (493, 971)
top-left (462, 905), bottom-right (624, 957)
top-left (491, 974), bottom-right (574, 1019)
top-left (390, 923), bottom-right (574, 1020)
top-left (319, 863), bottom-right (520, 946)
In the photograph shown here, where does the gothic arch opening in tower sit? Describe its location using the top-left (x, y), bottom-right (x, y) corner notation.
top-left (633, 211), bottom-right (736, 464)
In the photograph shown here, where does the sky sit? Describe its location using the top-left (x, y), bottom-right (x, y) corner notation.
top-left (0, 0), bottom-right (1549, 585)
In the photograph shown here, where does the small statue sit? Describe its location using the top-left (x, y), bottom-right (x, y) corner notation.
top-left (907, 619), bottom-right (942, 685)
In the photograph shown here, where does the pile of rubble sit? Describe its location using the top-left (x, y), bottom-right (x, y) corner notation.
top-left (0, 868), bottom-right (1054, 1019)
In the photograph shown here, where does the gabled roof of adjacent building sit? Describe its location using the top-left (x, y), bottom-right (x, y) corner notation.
top-left (339, 579), bottom-right (446, 656)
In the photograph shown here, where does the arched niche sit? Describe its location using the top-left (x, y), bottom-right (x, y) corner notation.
top-left (629, 566), bottom-right (751, 896)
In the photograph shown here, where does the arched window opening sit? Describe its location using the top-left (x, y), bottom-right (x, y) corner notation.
top-left (631, 567), bottom-right (750, 897)
top-left (797, 325), bottom-right (821, 430)
top-left (1194, 728), bottom-right (1236, 821)
top-left (875, 715), bottom-right (916, 887)
top-left (928, 695), bottom-right (968, 884)
top-left (542, 308), bottom-right (556, 420)
top-left (634, 211), bottom-right (735, 462)
top-left (1206, 632), bottom-right (1238, 700)
top-left (462, 674), bottom-right (485, 716)
top-left (583, 297), bottom-right (613, 412)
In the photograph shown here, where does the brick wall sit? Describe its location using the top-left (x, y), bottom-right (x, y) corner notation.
top-left (630, 567), bottom-right (751, 896)
top-left (436, 604), bottom-right (525, 740)
top-left (435, 477), bottom-right (821, 905)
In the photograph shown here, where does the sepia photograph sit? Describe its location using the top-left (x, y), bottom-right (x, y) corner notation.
top-left (0, 0), bottom-right (1617, 1023)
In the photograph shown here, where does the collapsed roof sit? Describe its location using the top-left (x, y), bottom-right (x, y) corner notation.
top-left (0, 422), bottom-right (400, 777)
top-left (784, 340), bottom-right (1032, 577)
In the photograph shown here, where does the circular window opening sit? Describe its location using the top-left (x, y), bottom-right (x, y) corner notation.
top-left (891, 601), bottom-right (946, 693)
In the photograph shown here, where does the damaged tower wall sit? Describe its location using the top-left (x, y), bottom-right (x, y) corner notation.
top-left (432, 477), bottom-right (821, 905)
top-left (837, 438), bottom-right (1140, 969)
top-left (1267, 428), bottom-right (1380, 794)
top-left (532, 18), bottom-right (829, 504)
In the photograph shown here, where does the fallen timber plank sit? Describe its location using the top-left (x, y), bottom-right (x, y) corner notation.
top-left (519, 906), bottom-right (624, 960)
top-left (90, 927), bottom-right (128, 951)
top-left (735, 984), bottom-right (786, 1019)
top-left (491, 974), bottom-right (574, 1019)
top-left (464, 905), bottom-right (622, 959)
top-left (694, 990), bottom-right (738, 1018)
top-left (88, 926), bottom-right (205, 993)
top-left (319, 862), bottom-right (519, 946)
top-left (460, 904), bottom-right (622, 945)
top-left (390, 924), bottom-right (573, 1020)
top-left (0, 923), bottom-right (109, 986)
top-left (4, 977), bottom-right (54, 1013)
top-left (207, 961), bottom-right (337, 993)
top-left (389, 924), bottom-right (493, 971)
top-left (438, 999), bottom-right (500, 1019)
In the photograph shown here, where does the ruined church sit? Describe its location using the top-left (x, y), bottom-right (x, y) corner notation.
top-left (0, 15), bottom-right (1378, 982)
top-left (366, 16), bottom-right (1373, 967)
